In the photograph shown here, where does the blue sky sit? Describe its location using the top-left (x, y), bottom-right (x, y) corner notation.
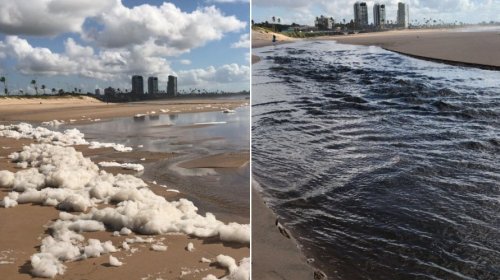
top-left (252, 0), bottom-right (500, 26)
top-left (0, 0), bottom-right (250, 94)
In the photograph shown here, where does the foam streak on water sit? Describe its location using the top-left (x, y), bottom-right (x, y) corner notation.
top-left (252, 41), bottom-right (500, 280)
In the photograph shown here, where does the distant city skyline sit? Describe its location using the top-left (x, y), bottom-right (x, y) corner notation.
top-left (0, 0), bottom-right (250, 95)
top-left (253, 0), bottom-right (499, 26)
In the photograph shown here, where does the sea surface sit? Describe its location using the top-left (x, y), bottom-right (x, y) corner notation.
top-left (71, 107), bottom-right (250, 223)
top-left (252, 41), bottom-right (500, 280)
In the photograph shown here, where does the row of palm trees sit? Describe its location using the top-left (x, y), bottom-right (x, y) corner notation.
top-left (0, 77), bottom-right (67, 96)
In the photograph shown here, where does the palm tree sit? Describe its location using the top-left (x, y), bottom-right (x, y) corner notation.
top-left (31, 80), bottom-right (38, 95)
top-left (0, 76), bottom-right (7, 95)
top-left (51, 88), bottom-right (56, 95)
top-left (41, 84), bottom-right (46, 95)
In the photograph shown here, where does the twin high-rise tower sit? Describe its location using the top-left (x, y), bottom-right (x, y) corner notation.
top-left (397, 2), bottom-right (410, 28)
top-left (354, 2), bottom-right (369, 27)
top-left (131, 75), bottom-right (177, 96)
top-left (373, 4), bottom-right (386, 28)
top-left (354, 2), bottom-right (409, 28)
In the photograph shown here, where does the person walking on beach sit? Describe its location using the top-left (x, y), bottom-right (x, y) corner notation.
top-left (272, 34), bottom-right (277, 46)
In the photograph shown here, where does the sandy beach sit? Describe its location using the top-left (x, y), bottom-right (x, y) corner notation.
top-left (252, 29), bottom-right (297, 49)
top-left (324, 28), bottom-right (500, 69)
top-left (0, 97), bottom-right (250, 279)
top-left (252, 29), bottom-right (297, 65)
top-left (252, 27), bottom-right (500, 69)
top-left (0, 96), bottom-right (247, 124)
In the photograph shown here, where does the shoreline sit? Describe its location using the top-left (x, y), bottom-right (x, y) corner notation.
top-left (322, 28), bottom-right (500, 70)
top-left (0, 96), bottom-right (248, 124)
top-left (252, 28), bottom-right (500, 70)
top-left (382, 48), bottom-right (500, 71)
top-left (251, 185), bottom-right (318, 279)
top-left (0, 98), bottom-right (250, 279)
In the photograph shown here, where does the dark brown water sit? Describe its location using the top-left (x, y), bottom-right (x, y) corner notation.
top-left (252, 41), bottom-right (500, 280)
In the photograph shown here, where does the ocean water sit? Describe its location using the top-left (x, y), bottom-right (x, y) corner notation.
top-left (252, 41), bottom-right (500, 279)
top-left (71, 107), bottom-right (250, 223)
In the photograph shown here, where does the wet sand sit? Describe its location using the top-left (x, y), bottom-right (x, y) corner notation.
top-left (0, 99), bottom-right (249, 279)
top-left (327, 29), bottom-right (500, 70)
top-left (251, 187), bottom-right (315, 279)
top-left (252, 29), bottom-right (322, 278)
top-left (178, 152), bottom-right (249, 169)
top-left (0, 96), bottom-right (247, 124)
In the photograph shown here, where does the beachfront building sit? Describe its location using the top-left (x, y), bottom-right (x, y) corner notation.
top-left (147, 76), bottom-right (158, 95)
top-left (104, 87), bottom-right (116, 95)
top-left (397, 2), bottom-right (410, 28)
top-left (131, 75), bottom-right (144, 95)
top-left (167, 75), bottom-right (177, 96)
top-left (354, 2), bottom-right (369, 28)
top-left (373, 3), bottom-right (386, 28)
top-left (315, 15), bottom-right (334, 30)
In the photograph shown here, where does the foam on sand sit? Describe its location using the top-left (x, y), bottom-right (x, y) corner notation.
top-left (0, 123), bottom-right (249, 278)
top-left (0, 123), bottom-right (132, 152)
top-left (202, 255), bottom-right (250, 280)
top-left (151, 244), bottom-right (168, 251)
top-left (109, 255), bottom-right (123, 267)
top-left (98, 161), bottom-right (144, 172)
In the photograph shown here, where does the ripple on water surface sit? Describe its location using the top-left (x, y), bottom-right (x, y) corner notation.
top-left (252, 41), bottom-right (500, 280)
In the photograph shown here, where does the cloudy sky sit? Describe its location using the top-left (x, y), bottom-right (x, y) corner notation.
top-left (0, 0), bottom-right (250, 94)
top-left (253, 0), bottom-right (500, 26)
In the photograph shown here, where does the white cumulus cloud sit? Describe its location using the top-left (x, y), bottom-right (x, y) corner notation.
top-left (231, 34), bottom-right (250, 48)
top-left (0, 0), bottom-right (116, 36)
top-left (178, 64), bottom-right (249, 88)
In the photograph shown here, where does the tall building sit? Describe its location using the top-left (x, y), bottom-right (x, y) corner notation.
top-left (315, 15), bottom-right (334, 30)
top-left (373, 3), bottom-right (386, 28)
top-left (167, 75), bottom-right (177, 96)
top-left (131, 75), bottom-right (144, 95)
top-left (104, 87), bottom-right (116, 95)
top-left (147, 76), bottom-right (158, 95)
top-left (354, 2), bottom-right (369, 28)
top-left (397, 2), bottom-right (409, 28)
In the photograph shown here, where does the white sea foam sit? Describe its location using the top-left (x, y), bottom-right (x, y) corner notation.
top-left (89, 142), bottom-right (133, 152)
top-left (151, 244), bottom-right (167, 251)
top-left (186, 242), bottom-right (194, 252)
top-left (201, 257), bottom-right (212, 263)
top-left (109, 255), bottom-right (123, 267)
top-left (0, 123), bottom-right (249, 278)
top-left (120, 227), bottom-right (132, 235)
top-left (98, 161), bottom-right (144, 172)
top-left (0, 123), bottom-right (132, 152)
top-left (202, 255), bottom-right (250, 280)
top-left (194, 121), bottom-right (227, 125)
top-left (41, 120), bottom-right (65, 127)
